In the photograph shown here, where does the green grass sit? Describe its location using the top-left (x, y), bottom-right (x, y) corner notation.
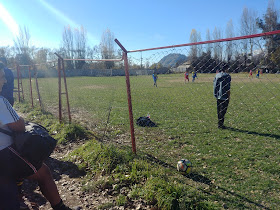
top-left (18, 73), bottom-right (280, 209)
top-left (65, 138), bottom-right (218, 209)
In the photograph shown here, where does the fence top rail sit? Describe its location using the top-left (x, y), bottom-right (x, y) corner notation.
top-left (127, 30), bottom-right (280, 53)
top-left (54, 52), bottom-right (123, 62)
top-left (34, 60), bottom-right (57, 66)
top-left (18, 60), bottom-right (57, 68)
top-left (63, 58), bottom-right (123, 62)
top-left (18, 65), bottom-right (30, 67)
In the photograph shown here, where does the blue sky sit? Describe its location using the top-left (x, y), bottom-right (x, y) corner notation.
top-left (0, 0), bottom-right (278, 51)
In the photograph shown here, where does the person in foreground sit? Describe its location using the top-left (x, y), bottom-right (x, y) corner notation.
top-left (0, 59), bottom-right (27, 209)
top-left (0, 57), bottom-right (14, 106)
top-left (213, 68), bottom-right (231, 129)
top-left (0, 66), bottom-right (76, 209)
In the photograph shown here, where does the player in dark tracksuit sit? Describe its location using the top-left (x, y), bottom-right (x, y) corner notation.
top-left (213, 70), bottom-right (231, 129)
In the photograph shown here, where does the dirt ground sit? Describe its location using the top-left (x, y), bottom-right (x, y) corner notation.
top-left (21, 142), bottom-right (151, 210)
top-left (15, 105), bottom-right (152, 209)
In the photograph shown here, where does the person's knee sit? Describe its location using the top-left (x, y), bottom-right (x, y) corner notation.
top-left (28, 163), bottom-right (53, 182)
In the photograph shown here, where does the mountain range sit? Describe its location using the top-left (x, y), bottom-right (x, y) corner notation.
top-left (159, 53), bottom-right (188, 68)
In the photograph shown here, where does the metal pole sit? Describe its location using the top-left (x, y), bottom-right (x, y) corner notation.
top-left (115, 39), bottom-right (136, 154)
top-left (57, 58), bottom-right (62, 123)
top-left (16, 64), bottom-right (20, 102)
top-left (61, 59), bottom-right (72, 123)
top-left (28, 65), bottom-right (34, 107)
top-left (34, 68), bottom-right (42, 109)
top-left (123, 52), bottom-right (136, 154)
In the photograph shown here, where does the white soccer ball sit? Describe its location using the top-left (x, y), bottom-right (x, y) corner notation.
top-left (177, 159), bottom-right (192, 174)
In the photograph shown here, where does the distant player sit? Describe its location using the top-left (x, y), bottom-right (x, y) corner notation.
top-left (152, 73), bottom-right (158, 87)
top-left (184, 70), bottom-right (189, 83)
top-left (256, 69), bottom-right (260, 78)
top-left (249, 70), bottom-right (253, 78)
top-left (192, 71), bottom-right (198, 82)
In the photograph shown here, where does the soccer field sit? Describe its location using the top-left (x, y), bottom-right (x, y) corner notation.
top-left (22, 73), bottom-right (280, 208)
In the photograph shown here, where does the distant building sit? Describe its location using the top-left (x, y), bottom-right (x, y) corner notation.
top-left (171, 61), bottom-right (192, 73)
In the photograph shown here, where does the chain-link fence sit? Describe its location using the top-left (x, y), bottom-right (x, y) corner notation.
top-left (122, 31), bottom-right (280, 208)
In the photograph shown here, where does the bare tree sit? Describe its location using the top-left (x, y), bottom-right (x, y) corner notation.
top-left (61, 25), bottom-right (89, 69)
top-left (100, 28), bottom-right (115, 69)
top-left (226, 19), bottom-right (235, 62)
top-left (240, 7), bottom-right (258, 58)
top-left (189, 29), bottom-right (199, 61)
top-left (206, 29), bottom-right (212, 56)
top-left (62, 25), bottom-right (74, 69)
top-left (197, 31), bottom-right (203, 57)
top-left (212, 27), bottom-right (223, 60)
top-left (34, 48), bottom-right (48, 63)
top-left (74, 26), bottom-right (87, 69)
top-left (13, 26), bottom-right (32, 65)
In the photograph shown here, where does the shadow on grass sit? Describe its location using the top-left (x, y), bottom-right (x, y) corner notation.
top-left (226, 126), bottom-right (280, 139)
top-left (187, 173), bottom-right (270, 209)
top-left (146, 153), bottom-right (270, 210)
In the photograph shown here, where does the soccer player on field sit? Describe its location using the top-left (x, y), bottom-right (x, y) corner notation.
top-left (249, 70), bottom-right (253, 78)
top-left (213, 68), bottom-right (231, 129)
top-left (256, 69), bottom-right (260, 78)
top-left (192, 71), bottom-right (198, 82)
top-left (152, 73), bottom-right (158, 87)
top-left (184, 70), bottom-right (189, 83)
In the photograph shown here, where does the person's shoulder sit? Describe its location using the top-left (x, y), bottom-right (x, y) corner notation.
top-left (4, 67), bottom-right (12, 72)
top-left (215, 73), bottom-right (222, 78)
top-left (4, 68), bottom-right (13, 76)
top-left (0, 96), bottom-right (6, 105)
top-left (225, 73), bottom-right (231, 78)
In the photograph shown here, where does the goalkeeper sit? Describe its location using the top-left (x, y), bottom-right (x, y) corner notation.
top-left (213, 68), bottom-right (231, 129)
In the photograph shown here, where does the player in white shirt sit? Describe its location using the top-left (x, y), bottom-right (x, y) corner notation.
top-left (0, 66), bottom-right (75, 210)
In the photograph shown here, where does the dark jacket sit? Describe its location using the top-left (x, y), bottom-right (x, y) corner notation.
top-left (1, 68), bottom-right (14, 106)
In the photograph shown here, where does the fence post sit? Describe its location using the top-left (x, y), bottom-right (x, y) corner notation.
top-left (34, 66), bottom-right (43, 109)
top-left (123, 52), bottom-right (136, 154)
top-left (61, 59), bottom-right (72, 123)
top-left (16, 64), bottom-right (21, 102)
top-left (28, 65), bottom-right (34, 107)
top-left (114, 39), bottom-right (136, 154)
top-left (57, 58), bottom-right (62, 123)
top-left (16, 64), bottom-right (24, 102)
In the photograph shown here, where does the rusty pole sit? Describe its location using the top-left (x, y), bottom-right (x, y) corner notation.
top-left (34, 67), bottom-right (42, 109)
top-left (115, 39), bottom-right (136, 154)
top-left (16, 64), bottom-right (21, 102)
top-left (61, 59), bottom-right (72, 123)
top-left (57, 58), bottom-right (62, 123)
top-left (28, 65), bottom-right (34, 107)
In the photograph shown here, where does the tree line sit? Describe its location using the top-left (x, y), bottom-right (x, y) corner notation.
top-left (0, 26), bottom-right (120, 70)
top-left (187, 0), bottom-right (280, 73)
